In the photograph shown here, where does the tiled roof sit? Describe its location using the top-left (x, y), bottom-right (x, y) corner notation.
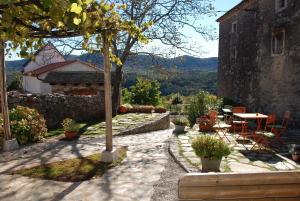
top-left (24, 60), bottom-right (100, 76)
top-left (24, 60), bottom-right (77, 76)
top-left (43, 71), bottom-right (115, 84)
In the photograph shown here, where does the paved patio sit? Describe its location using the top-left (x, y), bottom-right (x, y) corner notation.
top-left (0, 129), bottom-right (173, 201)
top-left (173, 127), bottom-right (300, 173)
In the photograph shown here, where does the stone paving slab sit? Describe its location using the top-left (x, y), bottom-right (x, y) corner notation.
top-left (171, 128), bottom-right (300, 173)
top-left (0, 129), bottom-right (173, 201)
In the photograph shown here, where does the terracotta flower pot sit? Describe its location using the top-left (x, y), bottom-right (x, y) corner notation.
top-left (64, 131), bottom-right (78, 140)
top-left (119, 105), bottom-right (127, 114)
top-left (201, 157), bottom-right (222, 172)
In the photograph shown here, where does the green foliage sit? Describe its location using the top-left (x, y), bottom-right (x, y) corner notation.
top-left (191, 135), bottom-right (231, 160)
top-left (172, 117), bottom-right (189, 126)
top-left (8, 106), bottom-right (47, 145)
top-left (123, 70), bottom-right (217, 96)
top-left (171, 93), bottom-right (183, 105)
top-left (7, 71), bottom-right (23, 91)
top-left (62, 118), bottom-right (80, 133)
top-left (1, 1), bottom-right (149, 65)
top-left (186, 90), bottom-right (223, 126)
top-left (126, 77), bottom-right (162, 106)
top-left (121, 88), bottom-right (132, 104)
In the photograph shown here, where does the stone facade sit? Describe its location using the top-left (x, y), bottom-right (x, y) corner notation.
top-left (218, 0), bottom-right (300, 127)
top-left (7, 93), bottom-right (105, 128)
top-left (51, 84), bottom-right (103, 95)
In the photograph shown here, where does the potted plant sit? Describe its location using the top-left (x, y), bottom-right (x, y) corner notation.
top-left (289, 144), bottom-right (300, 162)
top-left (62, 118), bottom-right (80, 140)
top-left (192, 135), bottom-right (231, 172)
top-left (173, 117), bottom-right (189, 133)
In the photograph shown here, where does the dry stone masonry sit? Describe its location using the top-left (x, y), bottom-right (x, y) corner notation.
top-left (8, 92), bottom-right (105, 128)
top-left (218, 0), bottom-right (300, 127)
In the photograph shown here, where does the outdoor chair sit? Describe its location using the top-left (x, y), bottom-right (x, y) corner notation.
top-left (209, 110), bottom-right (232, 142)
top-left (255, 114), bottom-right (277, 147)
top-left (266, 111), bottom-right (291, 144)
top-left (232, 106), bottom-right (248, 133)
top-left (222, 105), bottom-right (233, 123)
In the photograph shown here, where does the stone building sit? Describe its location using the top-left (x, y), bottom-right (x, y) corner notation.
top-left (217, 0), bottom-right (300, 126)
top-left (22, 42), bottom-right (105, 95)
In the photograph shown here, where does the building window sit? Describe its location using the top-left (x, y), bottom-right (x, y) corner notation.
top-left (232, 21), bottom-right (238, 33)
top-left (275, 0), bottom-right (288, 12)
top-left (230, 47), bottom-right (237, 62)
top-left (271, 28), bottom-right (285, 55)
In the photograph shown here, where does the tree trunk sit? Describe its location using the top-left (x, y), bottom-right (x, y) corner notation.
top-left (102, 33), bottom-right (113, 152)
top-left (0, 40), bottom-right (12, 141)
top-left (112, 65), bottom-right (123, 116)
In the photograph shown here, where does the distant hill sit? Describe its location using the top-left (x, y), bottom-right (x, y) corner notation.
top-left (5, 54), bottom-right (218, 95)
top-left (5, 54), bottom-right (218, 72)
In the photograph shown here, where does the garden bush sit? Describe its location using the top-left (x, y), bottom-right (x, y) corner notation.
top-left (172, 117), bottom-right (189, 126)
top-left (171, 93), bottom-right (183, 105)
top-left (186, 90), bottom-right (223, 126)
top-left (128, 77), bottom-right (162, 106)
top-left (8, 106), bottom-right (47, 145)
top-left (191, 135), bottom-right (231, 160)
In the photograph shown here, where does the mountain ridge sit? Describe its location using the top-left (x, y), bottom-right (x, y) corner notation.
top-left (5, 54), bottom-right (218, 72)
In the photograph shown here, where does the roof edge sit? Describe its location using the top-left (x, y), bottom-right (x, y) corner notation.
top-left (216, 0), bottom-right (253, 22)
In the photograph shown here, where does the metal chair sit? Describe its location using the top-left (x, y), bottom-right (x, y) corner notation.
top-left (267, 111), bottom-right (291, 144)
top-left (232, 106), bottom-right (248, 134)
top-left (210, 110), bottom-right (232, 142)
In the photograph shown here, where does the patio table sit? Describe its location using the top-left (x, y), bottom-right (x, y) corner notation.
top-left (233, 113), bottom-right (268, 150)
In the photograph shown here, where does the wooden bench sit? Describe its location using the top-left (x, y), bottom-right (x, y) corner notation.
top-left (178, 171), bottom-right (300, 201)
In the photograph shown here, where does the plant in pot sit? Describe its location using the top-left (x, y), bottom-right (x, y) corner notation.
top-left (192, 135), bottom-right (231, 172)
top-left (173, 117), bottom-right (189, 133)
top-left (289, 144), bottom-right (300, 162)
top-left (62, 118), bottom-right (80, 140)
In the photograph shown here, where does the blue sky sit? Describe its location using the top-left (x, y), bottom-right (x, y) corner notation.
top-left (7, 0), bottom-right (241, 60)
top-left (183, 0), bottom-right (242, 58)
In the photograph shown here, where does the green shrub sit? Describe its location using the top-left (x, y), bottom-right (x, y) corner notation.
top-left (186, 90), bottom-right (223, 126)
top-left (8, 106), bottom-right (47, 145)
top-left (121, 88), bottom-right (132, 104)
top-left (171, 93), bottom-right (183, 105)
top-left (130, 77), bottom-right (161, 106)
top-left (172, 117), bottom-right (189, 126)
top-left (191, 135), bottom-right (231, 160)
top-left (62, 118), bottom-right (80, 132)
top-left (7, 71), bottom-right (23, 91)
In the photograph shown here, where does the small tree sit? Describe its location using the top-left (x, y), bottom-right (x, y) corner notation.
top-left (7, 72), bottom-right (23, 91)
top-left (130, 77), bottom-right (161, 106)
top-left (187, 90), bottom-right (223, 126)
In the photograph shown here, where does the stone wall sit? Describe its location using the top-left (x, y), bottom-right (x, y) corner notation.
top-left (218, 0), bottom-right (300, 127)
top-left (7, 93), bottom-right (105, 128)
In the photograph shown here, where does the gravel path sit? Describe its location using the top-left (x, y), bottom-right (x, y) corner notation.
top-left (151, 142), bottom-right (186, 201)
top-left (0, 129), bottom-right (177, 201)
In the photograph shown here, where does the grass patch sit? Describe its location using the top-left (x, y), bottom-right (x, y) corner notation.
top-left (45, 113), bottom-right (159, 138)
top-left (13, 147), bottom-right (127, 182)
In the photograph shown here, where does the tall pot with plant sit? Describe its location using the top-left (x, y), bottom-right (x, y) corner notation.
top-left (192, 135), bottom-right (231, 172)
top-left (173, 117), bottom-right (189, 133)
top-left (62, 118), bottom-right (80, 140)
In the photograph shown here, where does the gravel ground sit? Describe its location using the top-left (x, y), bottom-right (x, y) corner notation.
top-left (151, 142), bottom-right (186, 201)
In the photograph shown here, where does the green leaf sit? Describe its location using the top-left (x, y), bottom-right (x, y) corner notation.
top-left (73, 17), bottom-right (81, 25)
top-left (82, 12), bottom-right (87, 22)
top-left (42, 0), bottom-right (52, 8)
top-left (70, 3), bottom-right (82, 14)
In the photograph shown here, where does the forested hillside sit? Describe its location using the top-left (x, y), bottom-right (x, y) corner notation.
top-left (5, 54), bottom-right (218, 95)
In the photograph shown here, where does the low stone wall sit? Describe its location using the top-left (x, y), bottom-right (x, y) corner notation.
top-left (8, 93), bottom-right (105, 129)
top-left (117, 113), bottom-right (170, 136)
